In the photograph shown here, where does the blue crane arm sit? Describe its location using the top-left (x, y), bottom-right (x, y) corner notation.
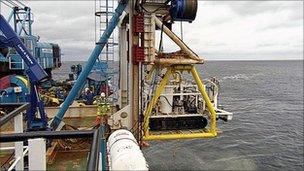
top-left (0, 14), bottom-right (48, 83)
top-left (0, 14), bottom-right (49, 130)
top-left (50, 0), bottom-right (128, 130)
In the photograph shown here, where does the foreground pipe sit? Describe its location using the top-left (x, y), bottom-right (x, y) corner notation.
top-left (153, 16), bottom-right (202, 61)
top-left (50, 1), bottom-right (128, 130)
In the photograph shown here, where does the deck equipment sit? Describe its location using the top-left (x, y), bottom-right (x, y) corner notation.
top-left (0, 14), bottom-right (48, 130)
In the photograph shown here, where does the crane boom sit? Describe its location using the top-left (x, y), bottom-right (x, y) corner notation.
top-left (0, 15), bottom-right (48, 83)
top-left (50, 0), bottom-right (128, 130)
top-left (0, 14), bottom-right (48, 130)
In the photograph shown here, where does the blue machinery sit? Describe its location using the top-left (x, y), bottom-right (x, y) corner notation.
top-left (1, 0), bottom-right (197, 130)
top-left (0, 1), bottom-right (127, 130)
top-left (50, 0), bottom-right (128, 130)
top-left (0, 14), bottom-right (48, 130)
top-left (1, 0), bottom-right (234, 170)
top-left (0, 75), bottom-right (29, 103)
top-left (0, 16), bottom-right (47, 82)
top-left (51, 0), bottom-right (198, 130)
top-left (170, 0), bottom-right (198, 22)
top-left (0, 3), bottom-right (61, 129)
top-left (0, 5), bottom-right (61, 104)
top-left (0, 5), bottom-right (61, 72)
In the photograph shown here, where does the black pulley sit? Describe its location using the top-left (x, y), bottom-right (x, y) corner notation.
top-left (170, 0), bottom-right (198, 22)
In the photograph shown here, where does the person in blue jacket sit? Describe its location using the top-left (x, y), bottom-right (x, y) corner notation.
top-left (83, 87), bottom-right (94, 105)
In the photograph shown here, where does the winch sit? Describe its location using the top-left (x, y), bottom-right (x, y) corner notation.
top-left (170, 0), bottom-right (198, 22)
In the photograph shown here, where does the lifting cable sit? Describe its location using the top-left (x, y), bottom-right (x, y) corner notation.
top-left (145, 19), bottom-right (165, 112)
top-left (7, 0), bottom-right (21, 8)
top-left (1, 0), bottom-right (26, 11)
top-left (1, 1), bottom-right (14, 9)
top-left (158, 21), bottom-right (164, 53)
top-left (15, 1), bottom-right (26, 8)
top-left (180, 21), bottom-right (183, 41)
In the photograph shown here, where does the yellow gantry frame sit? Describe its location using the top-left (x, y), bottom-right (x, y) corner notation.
top-left (142, 65), bottom-right (218, 141)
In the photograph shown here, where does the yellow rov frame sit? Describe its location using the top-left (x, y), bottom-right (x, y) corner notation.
top-left (142, 64), bottom-right (218, 141)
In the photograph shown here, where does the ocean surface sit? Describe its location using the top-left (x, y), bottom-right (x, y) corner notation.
top-left (54, 60), bottom-right (303, 170)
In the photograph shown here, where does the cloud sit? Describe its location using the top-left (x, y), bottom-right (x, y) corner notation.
top-left (1, 1), bottom-right (303, 61)
top-left (25, 1), bottom-right (96, 60)
top-left (163, 1), bottom-right (303, 60)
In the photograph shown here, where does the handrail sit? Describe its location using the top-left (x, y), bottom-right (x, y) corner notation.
top-left (87, 128), bottom-right (101, 171)
top-left (0, 103), bottom-right (30, 127)
top-left (0, 130), bottom-right (94, 142)
top-left (0, 129), bottom-right (101, 170)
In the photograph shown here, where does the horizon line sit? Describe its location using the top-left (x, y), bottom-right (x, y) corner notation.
top-left (61, 59), bottom-right (304, 62)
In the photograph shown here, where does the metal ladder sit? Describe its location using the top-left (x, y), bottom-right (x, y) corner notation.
top-left (95, 0), bottom-right (116, 61)
top-left (95, 0), bottom-right (118, 99)
top-left (144, 13), bottom-right (155, 63)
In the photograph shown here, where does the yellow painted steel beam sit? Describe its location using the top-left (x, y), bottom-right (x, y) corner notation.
top-left (142, 132), bottom-right (217, 141)
top-left (153, 16), bottom-right (203, 62)
top-left (191, 66), bottom-right (217, 134)
top-left (143, 68), bottom-right (172, 134)
top-left (142, 65), bottom-right (218, 140)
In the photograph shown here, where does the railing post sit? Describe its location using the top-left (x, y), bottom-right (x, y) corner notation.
top-left (14, 112), bottom-right (23, 170)
top-left (28, 138), bottom-right (46, 170)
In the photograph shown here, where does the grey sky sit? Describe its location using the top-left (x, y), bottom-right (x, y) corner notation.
top-left (1, 1), bottom-right (303, 61)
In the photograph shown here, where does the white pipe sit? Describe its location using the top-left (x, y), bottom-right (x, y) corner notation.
top-left (14, 112), bottom-right (23, 170)
top-left (8, 157), bottom-right (21, 171)
top-left (7, 147), bottom-right (28, 171)
top-left (108, 130), bottom-right (148, 170)
top-left (0, 146), bottom-right (28, 151)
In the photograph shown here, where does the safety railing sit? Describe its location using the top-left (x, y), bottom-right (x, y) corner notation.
top-left (0, 103), bottom-right (29, 171)
top-left (0, 103), bottom-right (105, 170)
